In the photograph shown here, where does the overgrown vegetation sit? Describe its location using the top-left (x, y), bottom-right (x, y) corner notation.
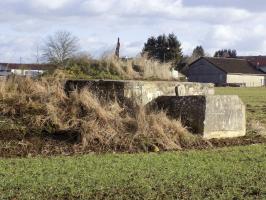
top-left (0, 80), bottom-right (265, 157)
top-left (0, 75), bottom-right (194, 153)
top-left (39, 30), bottom-right (182, 81)
top-left (60, 55), bottom-right (176, 80)
top-left (1, 81), bottom-right (266, 199)
top-left (1, 144), bottom-right (265, 200)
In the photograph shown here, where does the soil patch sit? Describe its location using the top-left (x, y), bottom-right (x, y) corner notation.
top-left (0, 131), bottom-right (265, 158)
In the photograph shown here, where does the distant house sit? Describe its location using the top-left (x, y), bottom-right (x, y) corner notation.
top-left (0, 63), bottom-right (56, 77)
top-left (238, 56), bottom-right (266, 73)
top-left (184, 57), bottom-right (266, 87)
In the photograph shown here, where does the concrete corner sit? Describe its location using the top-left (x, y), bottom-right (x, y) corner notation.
top-left (154, 95), bottom-right (246, 139)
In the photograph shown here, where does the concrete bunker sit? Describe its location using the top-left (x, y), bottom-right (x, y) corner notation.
top-left (65, 80), bottom-right (215, 105)
top-left (65, 80), bottom-right (246, 139)
top-left (152, 95), bottom-right (246, 139)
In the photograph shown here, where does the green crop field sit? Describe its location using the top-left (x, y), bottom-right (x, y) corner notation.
top-left (216, 87), bottom-right (266, 125)
top-left (0, 144), bottom-right (266, 200)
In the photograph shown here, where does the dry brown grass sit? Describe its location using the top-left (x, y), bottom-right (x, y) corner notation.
top-left (0, 75), bottom-right (193, 152)
top-left (134, 56), bottom-right (174, 80)
top-left (65, 54), bottom-right (176, 81)
top-left (100, 55), bottom-right (175, 80)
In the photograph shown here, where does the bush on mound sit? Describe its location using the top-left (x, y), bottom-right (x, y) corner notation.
top-left (59, 55), bottom-right (175, 81)
top-left (0, 76), bottom-right (197, 152)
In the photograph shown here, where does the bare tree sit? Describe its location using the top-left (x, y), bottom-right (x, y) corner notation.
top-left (42, 31), bottom-right (79, 65)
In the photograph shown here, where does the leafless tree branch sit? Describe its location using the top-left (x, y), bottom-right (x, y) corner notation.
top-left (42, 31), bottom-right (79, 66)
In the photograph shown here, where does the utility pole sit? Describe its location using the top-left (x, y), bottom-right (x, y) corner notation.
top-left (36, 45), bottom-right (40, 64)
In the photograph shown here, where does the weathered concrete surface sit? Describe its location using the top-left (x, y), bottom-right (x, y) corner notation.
top-left (175, 82), bottom-right (215, 96)
top-left (153, 95), bottom-right (246, 139)
top-left (65, 80), bottom-right (215, 105)
top-left (65, 80), bottom-right (177, 105)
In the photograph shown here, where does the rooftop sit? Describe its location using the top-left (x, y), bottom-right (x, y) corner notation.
top-left (238, 56), bottom-right (266, 67)
top-left (203, 57), bottom-right (264, 75)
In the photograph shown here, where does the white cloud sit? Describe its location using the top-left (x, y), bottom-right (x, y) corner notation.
top-left (82, 0), bottom-right (114, 14)
top-left (0, 35), bottom-right (38, 63)
top-left (31, 0), bottom-right (71, 10)
top-left (0, 0), bottom-right (266, 62)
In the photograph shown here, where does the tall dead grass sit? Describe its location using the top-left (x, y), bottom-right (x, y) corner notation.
top-left (66, 54), bottom-right (175, 80)
top-left (0, 76), bottom-right (192, 152)
top-left (101, 55), bottom-right (174, 80)
top-left (133, 56), bottom-right (174, 80)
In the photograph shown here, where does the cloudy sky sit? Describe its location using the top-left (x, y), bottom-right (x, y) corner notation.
top-left (1, 0), bottom-right (266, 63)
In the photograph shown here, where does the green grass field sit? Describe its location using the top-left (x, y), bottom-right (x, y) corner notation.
top-left (1, 144), bottom-right (266, 200)
top-left (1, 87), bottom-right (266, 199)
top-left (216, 87), bottom-right (266, 125)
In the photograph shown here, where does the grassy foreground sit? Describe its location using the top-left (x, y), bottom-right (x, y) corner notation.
top-left (1, 144), bottom-right (266, 200)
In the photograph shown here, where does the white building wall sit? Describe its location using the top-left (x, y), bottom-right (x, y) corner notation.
top-left (11, 69), bottom-right (24, 75)
top-left (11, 69), bottom-right (44, 76)
top-left (227, 74), bottom-right (266, 87)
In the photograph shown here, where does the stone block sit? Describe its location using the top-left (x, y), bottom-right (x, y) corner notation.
top-left (153, 95), bottom-right (246, 139)
top-left (175, 82), bottom-right (215, 96)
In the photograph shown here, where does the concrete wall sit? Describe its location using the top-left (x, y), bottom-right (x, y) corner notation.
top-left (153, 95), bottom-right (246, 139)
top-left (65, 80), bottom-right (178, 105)
top-left (204, 95), bottom-right (246, 139)
top-left (226, 74), bottom-right (266, 87)
top-left (65, 80), bottom-right (215, 105)
top-left (186, 58), bottom-right (227, 84)
top-left (175, 82), bottom-right (214, 96)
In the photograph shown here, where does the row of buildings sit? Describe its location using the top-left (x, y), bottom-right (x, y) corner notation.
top-left (1, 56), bottom-right (266, 87)
top-left (184, 56), bottom-right (266, 87)
top-left (0, 63), bottom-right (55, 77)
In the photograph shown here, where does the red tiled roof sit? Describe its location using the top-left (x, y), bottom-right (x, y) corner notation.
top-left (238, 56), bottom-right (266, 67)
top-left (0, 63), bottom-right (57, 70)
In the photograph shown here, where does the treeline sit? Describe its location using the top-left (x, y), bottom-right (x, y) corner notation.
top-left (41, 31), bottom-right (238, 70)
top-left (141, 33), bottom-right (238, 69)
